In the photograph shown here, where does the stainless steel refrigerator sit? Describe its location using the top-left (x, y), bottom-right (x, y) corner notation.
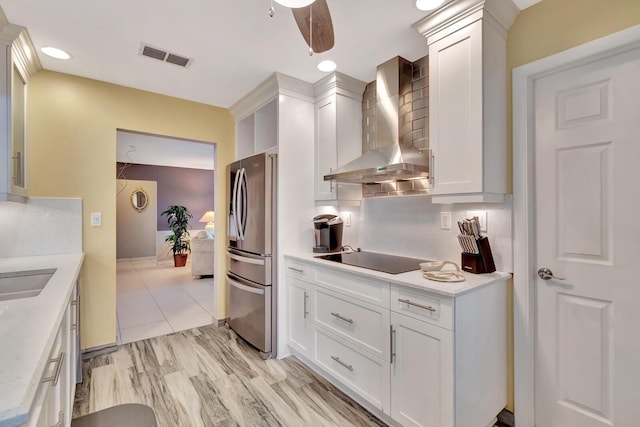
top-left (226, 152), bottom-right (277, 358)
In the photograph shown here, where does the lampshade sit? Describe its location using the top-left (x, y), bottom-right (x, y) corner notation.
top-left (199, 211), bottom-right (215, 230)
top-left (274, 0), bottom-right (315, 7)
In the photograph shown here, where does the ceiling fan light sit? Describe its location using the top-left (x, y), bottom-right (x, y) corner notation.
top-left (317, 60), bottom-right (336, 72)
top-left (274, 0), bottom-right (316, 7)
top-left (415, 0), bottom-right (446, 11)
top-left (40, 46), bottom-right (71, 60)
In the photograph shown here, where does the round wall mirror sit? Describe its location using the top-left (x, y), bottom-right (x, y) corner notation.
top-left (130, 188), bottom-right (149, 212)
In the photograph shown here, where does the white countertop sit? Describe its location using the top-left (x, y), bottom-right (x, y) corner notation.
top-left (285, 252), bottom-right (511, 298)
top-left (0, 253), bottom-right (84, 427)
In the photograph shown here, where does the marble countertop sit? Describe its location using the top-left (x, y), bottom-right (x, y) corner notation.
top-left (285, 252), bottom-right (511, 298)
top-left (0, 253), bottom-right (84, 427)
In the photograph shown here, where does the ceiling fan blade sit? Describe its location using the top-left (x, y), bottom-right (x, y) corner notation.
top-left (292, 0), bottom-right (335, 53)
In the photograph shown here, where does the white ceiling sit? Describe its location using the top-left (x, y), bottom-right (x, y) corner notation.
top-left (116, 131), bottom-right (215, 170)
top-left (0, 0), bottom-right (540, 109)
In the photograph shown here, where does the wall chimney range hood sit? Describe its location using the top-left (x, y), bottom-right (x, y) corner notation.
top-left (324, 56), bottom-right (429, 185)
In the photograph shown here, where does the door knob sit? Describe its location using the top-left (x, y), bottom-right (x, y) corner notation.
top-left (537, 267), bottom-right (566, 281)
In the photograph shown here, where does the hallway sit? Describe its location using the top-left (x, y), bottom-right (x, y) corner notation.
top-left (116, 258), bottom-right (215, 344)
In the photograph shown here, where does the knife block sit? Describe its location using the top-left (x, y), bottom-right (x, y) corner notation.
top-left (461, 237), bottom-right (496, 274)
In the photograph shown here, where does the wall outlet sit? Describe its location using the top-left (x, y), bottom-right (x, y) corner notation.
top-left (440, 212), bottom-right (452, 230)
top-left (466, 210), bottom-right (487, 232)
top-left (343, 212), bottom-right (352, 227)
top-left (91, 212), bottom-right (102, 227)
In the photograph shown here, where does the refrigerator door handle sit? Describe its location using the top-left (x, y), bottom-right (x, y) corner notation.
top-left (228, 276), bottom-right (266, 295)
top-left (240, 167), bottom-right (248, 239)
top-left (232, 167), bottom-right (242, 240)
top-left (234, 168), bottom-right (245, 241)
top-left (227, 251), bottom-right (265, 265)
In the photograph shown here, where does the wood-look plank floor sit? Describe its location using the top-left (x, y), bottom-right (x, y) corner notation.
top-left (73, 325), bottom-right (388, 427)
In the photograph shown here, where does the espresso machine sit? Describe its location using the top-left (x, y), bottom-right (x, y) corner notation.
top-left (313, 214), bottom-right (343, 253)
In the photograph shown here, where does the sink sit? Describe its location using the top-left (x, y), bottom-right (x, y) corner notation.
top-left (0, 268), bottom-right (57, 301)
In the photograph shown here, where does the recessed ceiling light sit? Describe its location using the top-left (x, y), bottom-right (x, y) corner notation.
top-left (415, 0), bottom-right (446, 11)
top-left (274, 0), bottom-right (315, 7)
top-left (317, 60), bottom-right (336, 72)
top-left (40, 46), bottom-right (71, 60)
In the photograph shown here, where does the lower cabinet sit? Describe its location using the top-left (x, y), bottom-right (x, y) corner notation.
top-left (28, 284), bottom-right (79, 427)
top-left (390, 312), bottom-right (454, 427)
top-left (285, 258), bottom-right (507, 427)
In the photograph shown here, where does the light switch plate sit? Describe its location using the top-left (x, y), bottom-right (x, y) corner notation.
top-left (91, 212), bottom-right (102, 227)
top-left (343, 212), bottom-right (352, 227)
top-left (466, 210), bottom-right (487, 232)
top-left (440, 212), bottom-right (452, 230)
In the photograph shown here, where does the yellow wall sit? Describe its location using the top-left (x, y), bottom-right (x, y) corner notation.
top-left (28, 71), bottom-right (234, 349)
top-left (505, 0), bottom-right (640, 413)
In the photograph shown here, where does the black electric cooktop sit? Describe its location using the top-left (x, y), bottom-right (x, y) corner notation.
top-left (317, 251), bottom-right (429, 275)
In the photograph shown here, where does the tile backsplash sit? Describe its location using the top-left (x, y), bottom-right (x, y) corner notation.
top-left (0, 198), bottom-right (82, 257)
top-left (356, 195), bottom-right (513, 273)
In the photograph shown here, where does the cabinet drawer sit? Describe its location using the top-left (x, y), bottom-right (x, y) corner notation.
top-left (314, 287), bottom-right (390, 361)
top-left (313, 265), bottom-right (390, 307)
top-left (390, 285), bottom-right (454, 330)
top-left (285, 259), bottom-right (310, 280)
top-left (314, 329), bottom-right (390, 412)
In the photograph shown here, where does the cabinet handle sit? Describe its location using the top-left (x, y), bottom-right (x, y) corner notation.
top-left (331, 312), bottom-right (354, 324)
top-left (288, 267), bottom-right (304, 274)
top-left (398, 298), bottom-right (436, 312)
top-left (303, 291), bottom-right (308, 319)
top-left (11, 151), bottom-right (22, 183)
top-left (71, 299), bottom-right (78, 331)
top-left (390, 325), bottom-right (396, 364)
top-left (429, 150), bottom-right (435, 186)
top-left (41, 351), bottom-right (65, 386)
top-left (50, 411), bottom-right (64, 427)
top-left (330, 355), bottom-right (354, 372)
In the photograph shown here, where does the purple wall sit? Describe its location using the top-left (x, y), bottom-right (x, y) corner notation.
top-left (116, 163), bottom-right (215, 231)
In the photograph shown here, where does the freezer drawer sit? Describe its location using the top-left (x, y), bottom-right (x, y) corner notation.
top-left (227, 249), bottom-right (271, 286)
top-left (228, 273), bottom-right (272, 354)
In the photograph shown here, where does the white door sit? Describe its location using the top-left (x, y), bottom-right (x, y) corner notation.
top-left (287, 277), bottom-right (312, 357)
top-left (534, 46), bottom-right (640, 426)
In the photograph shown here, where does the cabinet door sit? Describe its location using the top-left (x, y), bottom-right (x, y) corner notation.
top-left (287, 277), bottom-right (313, 357)
top-left (429, 19), bottom-right (483, 195)
top-left (390, 312), bottom-right (454, 427)
top-left (314, 95), bottom-right (338, 200)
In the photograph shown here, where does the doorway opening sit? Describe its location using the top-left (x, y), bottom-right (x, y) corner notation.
top-left (115, 130), bottom-right (217, 344)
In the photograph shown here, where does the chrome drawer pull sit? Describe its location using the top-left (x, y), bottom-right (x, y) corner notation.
top-left (331, 312), bottom-right (354, 324)
top-left (288, 267), bottom-right (304, 274)
top-left (398, 298), bottom-right (436, 312)
top-left (390, 325), bottom-right (396, 364)
top-left (331, 355), bottom-right (354, 372)
top-left (41, 351), bottom-right (65, 386)
top-left (303, 291), bottom-right (309, 319)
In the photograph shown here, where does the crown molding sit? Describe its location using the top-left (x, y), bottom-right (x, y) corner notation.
top-left (313, 72), bottom-right (367, 101)
top-left (230, 72), bottom-right (314, 121)
top-left (412, 0), bottom-right (519, 41)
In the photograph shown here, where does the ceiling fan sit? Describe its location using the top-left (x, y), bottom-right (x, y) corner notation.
top-left (271, 0), bottom-right (335, 54)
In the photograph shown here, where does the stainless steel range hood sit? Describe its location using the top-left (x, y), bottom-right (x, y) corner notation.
top-left (324, 56), bottom-right (429, 184)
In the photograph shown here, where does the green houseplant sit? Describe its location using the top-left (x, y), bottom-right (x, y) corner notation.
top-left (161, 205), bottom-right (193, 267)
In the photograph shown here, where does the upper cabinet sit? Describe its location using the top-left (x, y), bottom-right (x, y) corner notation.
top-left (313, 72), bottom-right (366, 203)
top-left (0, 20), bottom-right (40, 201)
top-left (414, 0), bottom-right (519, 203)
top-left (236, 97), bottom-right (278, 159)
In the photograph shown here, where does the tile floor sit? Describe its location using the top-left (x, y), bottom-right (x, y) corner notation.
top-left (116, 258), bottom-right (215, 344)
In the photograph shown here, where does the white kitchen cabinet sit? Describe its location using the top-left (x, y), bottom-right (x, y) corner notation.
top-left (390, 311), bottom-right (454, 427)
top-left (417, 2), bottom-right (518, 203)
top-left (313, 72), bottom-right (366, 203)
top-left (284, 255), bottom-right (508, 427)
top-left (235, 97), bottom-right (278, 159)
top-left (27, 285), bottom-right (79, 427)
top-left (287, 276), bottom-right (313, 358)
top-left (0, 22), bottom-right (40, 201)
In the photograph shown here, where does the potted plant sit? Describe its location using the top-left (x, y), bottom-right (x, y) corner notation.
top-left (161, 205), bottom-right (193, 267)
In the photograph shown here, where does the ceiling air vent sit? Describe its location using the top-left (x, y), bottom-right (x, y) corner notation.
top-left (138, 43), bottom-right (192, 68)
